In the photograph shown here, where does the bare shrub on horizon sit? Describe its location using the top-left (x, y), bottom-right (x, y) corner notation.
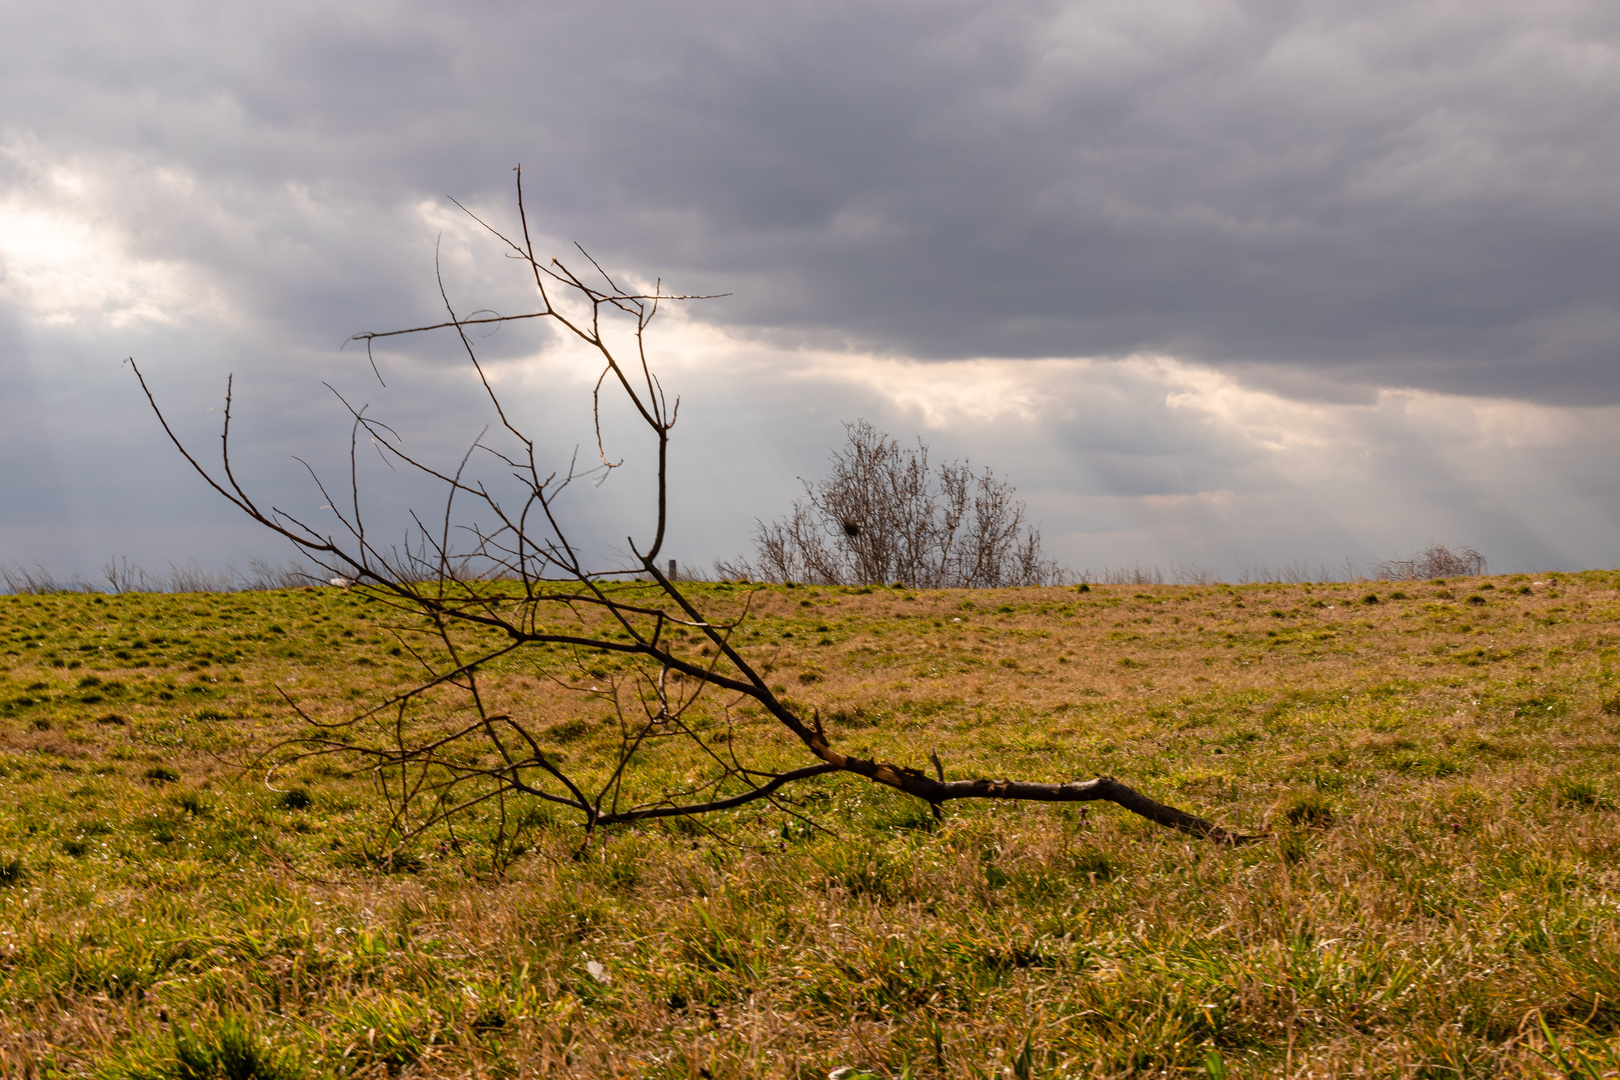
top-left (1376, 544), bottom-right (1487, 581)
top-left (2, 556), bottom-right (318, 596)
top-left (1076, 557), bottom-right (1362, 587)
top-left (241, 558), bottom-right (320, 591)
top-left (0, 562), bottom-right (88, 595)
top-left (718, 419), bottom-right (1066, 589)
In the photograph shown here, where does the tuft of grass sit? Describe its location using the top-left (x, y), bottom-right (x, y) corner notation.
top-left (174, 790), bottom-right (213, 816)
top-left (1280, 791), bottom-right (1335, 828)
top-left (1070, 848), bottom-right (1115, 880)
top-left (112, 1014), bottom-right (303, 1080)
top-left (1554, 776), bottom-right (1614, 811)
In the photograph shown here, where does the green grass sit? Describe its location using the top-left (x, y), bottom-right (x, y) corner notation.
top-left (1, 572), bottom-right (1619, 1075)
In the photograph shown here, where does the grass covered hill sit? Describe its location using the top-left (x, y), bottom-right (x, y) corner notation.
top-left (0, 572), bottom-right (1618, 1077)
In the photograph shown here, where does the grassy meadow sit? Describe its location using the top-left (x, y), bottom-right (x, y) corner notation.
top-left (1, 572), bottom-right (1618, 1077)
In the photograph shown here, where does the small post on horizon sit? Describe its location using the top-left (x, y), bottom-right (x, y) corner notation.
top-left (668, 559), bottom-right (677, 581)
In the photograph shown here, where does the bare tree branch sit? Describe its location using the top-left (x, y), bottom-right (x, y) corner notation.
top-left (132, 170), bottom-right (1259, 869)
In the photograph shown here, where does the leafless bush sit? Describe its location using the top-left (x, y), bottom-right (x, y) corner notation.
top-left (0, 563), bottom-right (88, 595)
top-left (1170, 564), bottom-right (1217, 586)
top-left (131, 169), bottom-right (1256, 860)
top-left (719, 419), bottom-right (1066, 588)
top-left (101, 556), bottom-right (200, 594)
top-left (157, 558), bottom-right (235, 593)
top-left (1234, 559), bottom-right (1361, 585)
top-left (661, 559), bottom-right (702, 583)
top-left (1073, 558), bottom-right (1371, 589)
top-left (1077, 562), bottom-right (1352, 587)
top-left (241, 558), bottom-right (319, 591)
top-left (1077, 562), bottom-right (1166, 586)
top-left (1375, 544), bottom-right (1487, 581)
top-left (104, 558), bottom-right (236, 593)
top-left (17, 555), bottom-right (323, 596)
top-left (103, 556), bottom-right (141, 594)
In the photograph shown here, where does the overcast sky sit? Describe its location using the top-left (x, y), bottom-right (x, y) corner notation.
top-left (4, 0), bottom-right (1619, 584)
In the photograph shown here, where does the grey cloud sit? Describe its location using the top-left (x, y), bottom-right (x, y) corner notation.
top-left (8, 1), bottom-right (1619, 402)
top-left (440, 1), bottom-right (1620, 403)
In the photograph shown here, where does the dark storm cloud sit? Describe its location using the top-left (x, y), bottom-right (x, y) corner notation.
top-left (578, 0), bottom-right (1620, 403)
top-left (6, 1), bottom-right (1618, 403)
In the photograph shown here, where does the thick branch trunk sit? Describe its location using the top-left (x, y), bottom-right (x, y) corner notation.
top-left (931, 774), bottom-right (1260, 844)
top-left (812, 738), bottom-right (1261, 844)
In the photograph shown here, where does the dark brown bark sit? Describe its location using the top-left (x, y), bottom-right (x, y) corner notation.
top-left (801, 734), bottom-right (1261, 844)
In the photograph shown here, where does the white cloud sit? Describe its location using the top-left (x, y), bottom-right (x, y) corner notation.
top-left (0, 151), bottom-right (215, 330)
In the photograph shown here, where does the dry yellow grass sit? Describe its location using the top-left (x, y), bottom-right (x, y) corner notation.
top-left (0, 571), bottom-right (1618, 1077)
